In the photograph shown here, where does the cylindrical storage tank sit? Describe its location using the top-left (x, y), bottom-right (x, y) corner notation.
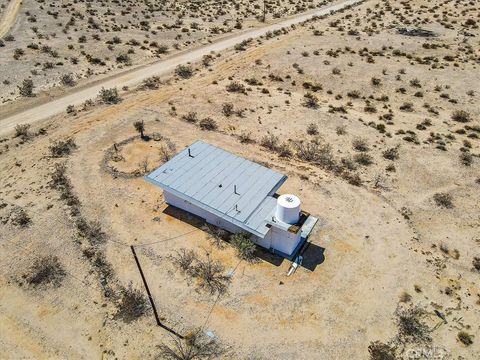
top-left (275, 194), bottom-right (301, 224)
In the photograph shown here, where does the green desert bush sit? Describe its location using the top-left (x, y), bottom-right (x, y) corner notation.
top-left (231, 232), bottom-right (256, 261)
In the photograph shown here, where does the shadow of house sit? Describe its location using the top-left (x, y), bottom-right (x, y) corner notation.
top-left (164, 204), bottom-right (285, 266)
top-left (300, 242), bottom-right (325, 272)
top-left (255, 247), bottom-right (284, 267)
top-left (163, 204), bottom-right (325, 271)
top-left (163, 205), bottom-right (206, 228)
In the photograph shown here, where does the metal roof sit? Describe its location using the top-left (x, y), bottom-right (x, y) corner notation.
top-left (145, 140), bottom-right (287, 237)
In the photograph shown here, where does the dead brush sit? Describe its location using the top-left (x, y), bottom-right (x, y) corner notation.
top-left (171, 248), bottom-right (198, 274)
top-left (260, 133), bottom-right (279, 152)
top-left (22, 255), bottom-right (66, 289)
top-left (202, 224), bottom-right (229, 249)
top-left (382, 146), bottom-right (399, 160)
top-left (49, 138), bottom-right (77, 158)
top-left (159, 140), bottom-right (177, 163)
top-left (157, 328), bottom-right (225, 360)
top-left (368, 341), bottom-right (396, 360)
top-left (237, 131), bottom-right (254, 144)
top-left (171, 249), bottom-right (230, 295)
top-left (114, 283), bottom-right (149, 323)
top-left (354, 153), bottom-right (373, 166)
top-left (433, 193), bottom-right (453, 209)
top-left (76, 218), bottom-right (106, 246)
top-left (352, 137), bottom-right (369, 152)
top-left (293, 140), bottom-right (335, 169)
top-left (191, 254), bottom-right (230, 295)
top-left (14, 124), bottom-right (31, 140)
top-left (10, 207), bottom-right (31, 228)
top-left (395, 305), bottom-right (431, 345)
top-left (277, 142), bottom-right (293, 158)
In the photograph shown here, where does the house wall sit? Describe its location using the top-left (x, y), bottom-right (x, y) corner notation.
top-left (164, 191), bottom-right (244, 234)
top-left (266, 226), bottom-right (302, 256)
top-left (164, 191), bottom-right (301, 257)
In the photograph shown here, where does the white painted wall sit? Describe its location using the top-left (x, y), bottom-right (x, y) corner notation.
top-left (270, 226), bottom-right (302, 255)
top-left (164, 191), bottom-right (244, 234)
top-left (164, 191), bottom-right (302, 256)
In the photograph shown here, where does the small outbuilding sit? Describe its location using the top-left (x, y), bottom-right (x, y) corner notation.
top-left (145, 140), bottom-right (317, 259)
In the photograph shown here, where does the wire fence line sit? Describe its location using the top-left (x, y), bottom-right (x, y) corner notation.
top-left (2, 201), bottom-right (200, 249)
top-left (2, 200), bottom-right (243, 339)
top-left (201, 258), bottom-right (243, 331)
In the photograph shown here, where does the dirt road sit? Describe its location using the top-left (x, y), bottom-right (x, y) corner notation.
top-left (0, 0), bottom-right (21, 38)
top-left (0, 0), bottom-right (364, 136)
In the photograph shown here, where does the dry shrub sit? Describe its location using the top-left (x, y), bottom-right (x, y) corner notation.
top-left (222, 103), bottom-right (234, 117)
top-left (192, 255), bottom-right (230, 295)
top-left (202, 224), bottom-right (229, 249)
top-left (336, 125), bottom-right (347, 135)
top-left (383, 147), bottom-right (399, 160)
top-left (199, 117), bottom-right (218, 131)
top-left (472, 257), bottom-right (480, 272)
top-left (114, 283), bottom-right (149, 323)
top-left (175, 64), bottom-right (194, 79)
top-left (342, 172), bottom-right (362, 186)
top-left (277, 142), bottom-right (293, 158)
top-left (293, 140), bottom-right (335, 169)
top-left (23, 255), bottom-right (66, 288)
top-left (238, 131), bottom-right (254, 144)
top-left (181, 112), bottom-right (198, 123)
top-left (14, 124), bottom-right (31, 140)
top-left (171, 250), bottom-right (230, 295)
top-left (260, 133), bottom-right (279, 151)
top-left (433, 193), bottom-right (453, 209)
top-left (159, 140), bottom-right (177, 162)
top-left (226, 81), bottom-right (246, 94)
top-left (368, 341), bottom-right (396, 360)
top-left (302, 92), bottom-right (319, 108)
top-left (172, 248), bottom-right (198, 273)
top-left (142, 76), bottom-right (161, 90)
top-left (395, 306), bottom-right (431, 344)
top-left (157, 328), bottom-right (224, 360)
top-left (451, 110), bottom-right (471, 123)
top-left (459, 152), bottom-right (473, 166)
top-left (10, 207), bottom-right (31, 227)
top-left (49, 138), bottom-right (77, 157)
top-left (306, 122), bottom-right (319, 135)
top-left (399, 292), bottom-right (412, 303)
top-left (76, 218), bottom-right (106, 246)
top-left (99, 87), bottom-right (121, 104)
top-left (354, 153), bottom-right (373, 166)
top-left (457, 331), bottom-right (473, 346)
top-left (352, 137), bottom-right (369, 152)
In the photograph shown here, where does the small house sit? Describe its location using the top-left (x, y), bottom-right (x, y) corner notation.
top-left (145, 141), bottom-right (317, 259)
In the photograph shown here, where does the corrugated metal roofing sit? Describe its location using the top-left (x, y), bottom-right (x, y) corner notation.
top-left (145, 140), bottom-right (287, 237)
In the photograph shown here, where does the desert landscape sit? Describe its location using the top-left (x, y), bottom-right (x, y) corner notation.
top-left (0, 0), bottom-right (479, 359)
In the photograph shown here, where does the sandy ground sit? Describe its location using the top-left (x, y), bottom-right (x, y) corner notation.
top-left (0, 0), bottom-right (338, 105)
top-left (0, 0), bottom-right (362, 136)
top-left (0, 0), bottom-right (479, 359)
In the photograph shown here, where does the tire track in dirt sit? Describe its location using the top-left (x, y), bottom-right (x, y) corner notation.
top-left (0, 0), bottom-right (365, 136)
top-left (0, 0), bottom-right (21, 38)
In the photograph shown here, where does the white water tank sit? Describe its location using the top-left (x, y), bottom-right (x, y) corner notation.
top-left (275, 194), bottom-right (301, 225)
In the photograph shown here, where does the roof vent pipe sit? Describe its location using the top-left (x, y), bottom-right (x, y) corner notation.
top-left (188, 148), bottom-right (194, 157)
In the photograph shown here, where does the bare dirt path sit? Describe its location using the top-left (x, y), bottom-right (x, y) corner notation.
top-left (0, 0), bottom-right (21, 38)
top-left (0, 0), bottom-right (364, 136)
